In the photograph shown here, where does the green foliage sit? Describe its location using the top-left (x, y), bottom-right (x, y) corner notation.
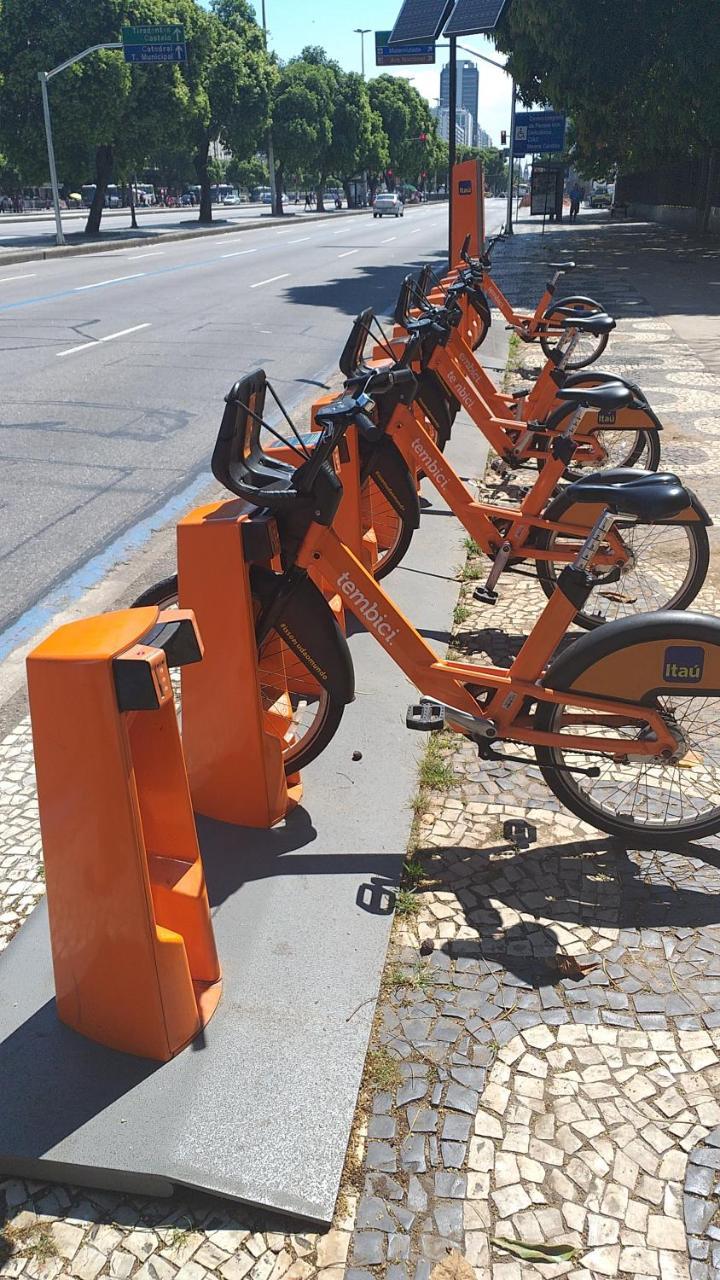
top-left (368, 74), bottom-right (434, 187)
top-left (495, 0), bottom-right (720, 173)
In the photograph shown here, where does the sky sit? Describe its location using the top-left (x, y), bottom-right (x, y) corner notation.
top-left (203, 1), bottom-right (514, 146)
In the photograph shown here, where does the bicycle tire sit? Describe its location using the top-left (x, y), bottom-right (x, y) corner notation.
top-left (360, 435), bottom-right (420, 579)
top-left (539, 297), bottom-right (609, 369)
top-left (131, 575), bottom-right (347, 774)
top-left (361, 472), bottom-right (416, 579)
top-left (533, 612), bottom-right (720, 842)
top-left (534, 518), bottom-right (709, 630)
top-left (537, 424), bottom-right (661, 478)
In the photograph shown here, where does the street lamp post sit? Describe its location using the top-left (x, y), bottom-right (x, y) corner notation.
top-left (38, 41), bottom-right (123, 247)
top-left (354, 28), bottom-right (371, 78)
top-left (261, 0), bottom-right (279, 216)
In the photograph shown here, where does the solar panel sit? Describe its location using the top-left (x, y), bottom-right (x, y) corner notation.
top-left (388, 0), bottom-right (455, 45)
top-left (443, 0), bottom-right (511, 36)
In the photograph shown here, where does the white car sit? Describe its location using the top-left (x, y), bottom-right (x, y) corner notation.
top-left (373, 193), bottom-right (404, 219)
top-left (223, 194), bottom-right (242, 205)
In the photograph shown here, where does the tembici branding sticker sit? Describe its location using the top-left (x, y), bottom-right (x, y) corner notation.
top-left (663, 645), bottom-right (704, 683)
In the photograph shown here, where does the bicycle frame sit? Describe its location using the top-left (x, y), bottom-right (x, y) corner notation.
top-left (289, 514), bottom-right (677, 759)
top-left (382, 403), bottom-right (630, 568)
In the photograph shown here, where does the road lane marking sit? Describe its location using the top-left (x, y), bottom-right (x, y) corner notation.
top-left (381, 236), bottom-right (397, 243)
top-left (332, 227), bottom-right (352, 235)
top-left (57, 322), bottom-right (151, 357)
top-left (126, 251), bottom-right (165, 260)
top-left (338, 249), bottom-right (359, 259)
top-left (0, 274), bottom-right (36, 283)
top-left (75, 273), bottom-right (144, 291)
top-left (288, 237), bottom-right (311, 244)
top-left (409, 228), bottom-right (423, 235)
top-left (250, 273), bottom-right (290, 289)
top-left (222, 248), bottom-right (258, 258)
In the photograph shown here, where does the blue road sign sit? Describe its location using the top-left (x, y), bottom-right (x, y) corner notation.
top-left (376, 30), bottom-right (435, 64)
top-left (124, 42), bottom-right (187, 63)
top-left (513, 111), bottom-right (566, 157)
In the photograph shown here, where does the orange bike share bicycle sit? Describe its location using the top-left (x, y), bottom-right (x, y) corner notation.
top-left (331, 311), bottom-right (710, 630)
top-left (136, 368), bottom-right (720, 845)
top-left (450, 230), bottom-right (607, 369)
top-left (385, 265), bottom-right (662, 475)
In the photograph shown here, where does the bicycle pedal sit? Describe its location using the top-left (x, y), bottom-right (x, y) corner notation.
top-left (406, 702), bottom-right (445, 732)
top-left (473, 585), bottom-right (499, 605)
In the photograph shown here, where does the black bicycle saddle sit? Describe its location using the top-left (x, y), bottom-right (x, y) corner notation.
top-left (564, 471), bottom-right (689, 522)
top-left (557, 383), bottom-right (631, 412)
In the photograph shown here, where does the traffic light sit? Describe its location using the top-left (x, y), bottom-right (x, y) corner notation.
top-left (501, 130), bottom-right (507, 146)
top-left (419, 133), bottom-right (428, 142)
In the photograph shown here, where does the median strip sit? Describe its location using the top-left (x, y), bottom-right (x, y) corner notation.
top-left (57, 322), bottom-right (151, 357)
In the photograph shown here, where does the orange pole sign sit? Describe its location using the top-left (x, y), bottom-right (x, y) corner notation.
top-left (451, 157), bottom-right (485, 267)
top-left (27, 608), bottom-right (221, 1063)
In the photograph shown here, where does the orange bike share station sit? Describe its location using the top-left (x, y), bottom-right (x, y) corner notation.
top-left (0, 168), bottom-right (501, 1223)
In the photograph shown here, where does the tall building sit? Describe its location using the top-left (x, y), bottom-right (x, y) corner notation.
top-left (432, 105), bottom-right (473, 148)
top-left (440, 59), bottom-right (480, 143)
top-left (476, 127), bottom-right (492, 149)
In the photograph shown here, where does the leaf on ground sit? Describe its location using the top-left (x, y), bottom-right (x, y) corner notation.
top-left (599, 591), bottom-right (638, 604)
top-left (430, 1248), bottom-right (476, 1280)
top-left (550, 953), bottom-right (599, 979)
top-left (678, 750), bottom-right (703, 769)
top-left (492, 1237), bottom-right (580, 1263)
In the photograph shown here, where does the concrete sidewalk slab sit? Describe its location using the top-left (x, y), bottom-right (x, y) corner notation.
top-left (0, 389), bottom-right (494, 1224)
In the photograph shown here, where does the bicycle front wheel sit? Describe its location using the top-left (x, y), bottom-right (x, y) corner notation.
top-left (132, 575), bottom-right (345, 774)
top-left (534, 616), bottom-right (720, 842)
top-left (535, 519), bottom-right (709, 629)
top-left (539, 297), bottom-right (608, 369)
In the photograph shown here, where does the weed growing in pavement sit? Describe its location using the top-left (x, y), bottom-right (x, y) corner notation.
top-left (419, 733), bottom-right (456, 791)
top-left (366, 1047), bottom-right (402, 1092)
top-left (459, 560), bottom-right (483, 582)
top-left (1, 1222), bottom-right (58, 1265)
top-left (403, 857), bottom-right (426, 885)
top-left (463, 537), bottom-right (481, 556)
top-left (395, 888), bottom-right (421, 918)
top-left (453, 602), bottom-right (470, 626)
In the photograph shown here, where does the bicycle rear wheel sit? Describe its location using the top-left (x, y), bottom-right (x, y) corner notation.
top-left (535, 519), bottom-right (709, 629)
top-left (534, 615), bottom-right (720, 842)
top-left (132, 576), bottom-right (345, 774)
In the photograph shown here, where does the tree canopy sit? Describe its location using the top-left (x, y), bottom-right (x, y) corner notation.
top-left (495, 0), bottom-right (720, 175)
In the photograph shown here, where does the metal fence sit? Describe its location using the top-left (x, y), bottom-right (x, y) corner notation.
top-left (616, 150), bottom-right (720, 224)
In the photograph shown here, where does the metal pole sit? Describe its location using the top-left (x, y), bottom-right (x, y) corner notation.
top-left (505, 78), bottom-right (517, 235)
top-left (38, 71), bottom-right (65, 247)
top-left (354, 29), bottom-right (370, 78)
top-left (448, 37), bottom-right (457, 266)
top-left (261, 0), bottom-right (279, 216)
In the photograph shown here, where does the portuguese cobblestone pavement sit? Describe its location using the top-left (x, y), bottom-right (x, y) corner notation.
top-left (2, 214), bottom-right (720, 1279)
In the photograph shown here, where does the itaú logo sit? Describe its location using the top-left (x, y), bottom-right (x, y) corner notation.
top-left (411, 436), bottom-right (449, 489)
top-left (337, 572), bottom-right (399, 643)
top-left (445, 368), bottom-right (475, 411)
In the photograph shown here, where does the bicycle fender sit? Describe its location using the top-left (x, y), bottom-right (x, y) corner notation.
top-left (545, 294), bottom-right (603, 317)
top-left (360, 437), bottom-right (421, 530)
top-left (468, 285), bottom-right (492, 331)
top-left (561, 371), bottom-right (663, 430)
top-left (542, 612), bottom-right (720, 700)
top-left (251, 565), bottom-right (355, 704)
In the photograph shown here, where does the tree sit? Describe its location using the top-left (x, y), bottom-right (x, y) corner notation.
top-left (494, 0), bottom-right (720, 174)
top-left (0, 0), bottom-right (193, 234)
top-left (368, 76), bottom-right (433, 189)
top-left (326, 72), bottom-right (388, 207)
top-left (270, 58), bottom-right (334, 215)
top-left (177, 0), bottom-right (274, 224)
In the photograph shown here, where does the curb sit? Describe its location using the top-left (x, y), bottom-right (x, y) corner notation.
top-left (0, 207), bottom-right (369, 268)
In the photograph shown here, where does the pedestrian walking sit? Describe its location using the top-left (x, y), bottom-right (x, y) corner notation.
top-left (569, 182), bottom-right (583, 223)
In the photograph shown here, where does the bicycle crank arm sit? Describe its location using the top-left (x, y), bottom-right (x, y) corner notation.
top-left (406, 699), bottom-right (498, 742)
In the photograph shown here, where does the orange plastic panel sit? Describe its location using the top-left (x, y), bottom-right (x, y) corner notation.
top-left (27, 608), bottom-right (221, 1063)
top-left (178, 501), bottom-right (300, 828)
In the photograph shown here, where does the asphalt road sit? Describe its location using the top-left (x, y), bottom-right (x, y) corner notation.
top-left (0, 198), bottom-right (505, 646)
top-left (0, 200), bottom-right (355, 252)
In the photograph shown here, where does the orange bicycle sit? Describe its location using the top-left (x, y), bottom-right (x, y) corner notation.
top-left (453, 230), bottom-right (608, 368)
top-left (384, 269), bottom-right (662, 475)
top-left (136, 369), bottom-right (720, 847)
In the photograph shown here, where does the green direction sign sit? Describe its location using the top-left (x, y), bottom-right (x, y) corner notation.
top-left (122, 25), bottom-right (187, 63)
top-left (123, 25), bottom-right (185, 44)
